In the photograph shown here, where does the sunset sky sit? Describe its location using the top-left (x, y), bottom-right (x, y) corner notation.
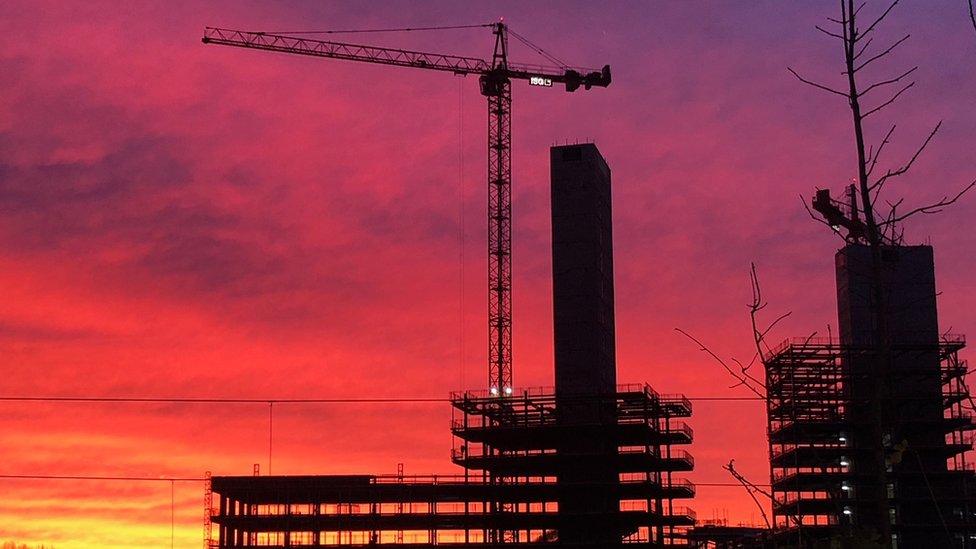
top-left (2, 1), bottom-right (975, 546)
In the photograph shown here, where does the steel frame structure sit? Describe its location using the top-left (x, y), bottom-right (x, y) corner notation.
top-left (207, 473), bottom-right (694, 548)
top-left (450, 384), bottom-right (695, 546)
top-left (202, 24), bottom-right (610, 397)
top-left (764, 336), bottom-right (976, 546)
top-left (205, 384), bottom-right (695, 548)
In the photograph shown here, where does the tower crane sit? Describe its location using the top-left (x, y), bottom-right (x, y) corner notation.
top-left (203, 22), bottom-right (611, 397)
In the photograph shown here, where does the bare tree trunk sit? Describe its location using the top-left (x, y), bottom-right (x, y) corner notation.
top-left (842, 1), bottom-right (894, 544)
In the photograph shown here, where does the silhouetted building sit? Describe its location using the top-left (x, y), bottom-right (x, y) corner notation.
top-left (205, 143), bottom-right (695, 547)
top-left (765, 244), bottom-right (976, 547)
top-left (551, 143), bottom-right (618, 544)
top-left (551, 143), bottom-right (617, 399)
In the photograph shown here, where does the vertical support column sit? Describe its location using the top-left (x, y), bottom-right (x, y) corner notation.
top-left (283, 503), bottom-right (290, 547)
top-left (461, 400), bottom-right (471, 544)
top-left (663, 412), bottom-right (674, 542)
top-left (226, 497), bottom-right (233, 548)
top-left (312, 499), bottom-right (320, 546)
top-left (231, 498), bottom-right (241, 549)
top-left (486, 81), bottom-right (513, 397)
top-left (218, 495), bottom-right (228, 548)
top-left (645, 394), bottom-right (662, 545)
top-left (429, 494), bottom-right (436, 544)
top-left (396, 462), bottom-right (405, 544)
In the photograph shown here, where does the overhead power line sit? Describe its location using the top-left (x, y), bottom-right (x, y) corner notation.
top-left (0, 474), bottom-right (204, 482)
top-left (0, 474), bottom-right (769, 488)
top-left (0, 396), bottom-right (445, 404)
top-left (0, 395), bottom-right (764, 404)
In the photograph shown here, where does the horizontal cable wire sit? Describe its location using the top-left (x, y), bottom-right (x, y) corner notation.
top-left (2, 394), bottom-right (958, 404)
top-left (0, 474), bottom-right (768, 487)
top-left (0, 395), bottom-right (765, 404)
top-left (0, 474), bottom-right (205, 482)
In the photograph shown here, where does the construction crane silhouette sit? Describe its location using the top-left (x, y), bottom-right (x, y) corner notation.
top-left (203, 22), bottom-right (611, 397)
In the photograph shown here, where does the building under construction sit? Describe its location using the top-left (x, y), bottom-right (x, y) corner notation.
top-left (765, 243), bottom-right (976, 547)
top-left (205, 144), bottom-right (696, 547)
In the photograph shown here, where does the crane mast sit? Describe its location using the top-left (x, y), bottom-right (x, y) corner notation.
top-left (203, 23), bottom-right (610, 397)
top-left (483, 24), bottom-right (513, 397)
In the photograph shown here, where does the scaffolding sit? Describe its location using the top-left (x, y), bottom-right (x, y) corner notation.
top-left (764, 336), bottom-right (976, 546)
top-left (450, 384), bottom-right (695, 545)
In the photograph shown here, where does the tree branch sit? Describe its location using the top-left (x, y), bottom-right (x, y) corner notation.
top-left (674, 328), bottom-right (767, 398)
top-left (862, 80), bottom-right (915, 118)
top-left (854, 34), bottom-right (910, 72)
top-left (816, 24), bottom-right (846, 40)
top-left (867, 125), bottom-right (897, 178)
top-left (724, 460), bottom-right (772, 529)
top-left (749, 263), bottom-right (791, 361)
top-left (876, 196), bottom-right (900, 238)
top-left (860, 66), bottom-right (917, 96)
top-left (879, 179), bottom-right (976, 226)
top-left (787, 66), bottom-right (849, 97)
top-left (853, 36), bottom-right (875, 60)
top-left (730, 356), bottom-right (769, 393)
top-left (856, 0), bottom-right (901, 43)
top-left (870, 121), bottom-right (941, 191)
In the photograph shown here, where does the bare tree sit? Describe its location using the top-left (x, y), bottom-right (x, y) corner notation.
top-left (674, 264), bottom-right (791, 401)
top-left (789, 1), bottom-right (974, 546)
top-left (674, 327), bottom-right (766, 399)
top-left (791, 3), bottom-right (974, 245)
top-left (677, 264), bottom-right (808, 534)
